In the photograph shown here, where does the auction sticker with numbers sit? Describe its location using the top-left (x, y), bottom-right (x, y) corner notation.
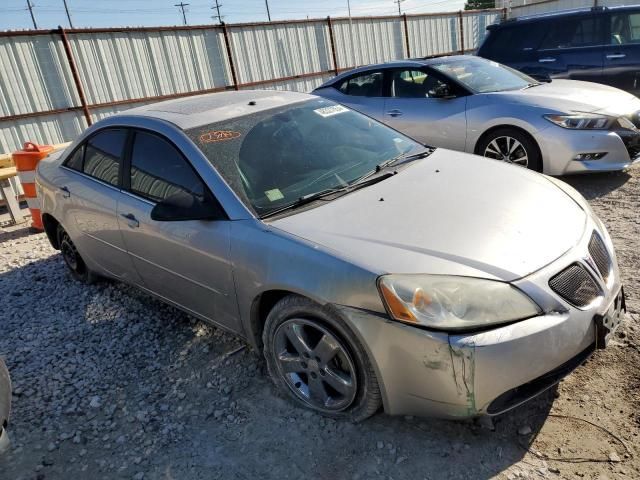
top-left (313, 105), bottom-right (349, 117)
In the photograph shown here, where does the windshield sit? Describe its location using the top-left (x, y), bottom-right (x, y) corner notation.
top-left (186, 98), bottom-right (423, 216)
top-left (433, 57), bottom-right (538, 93)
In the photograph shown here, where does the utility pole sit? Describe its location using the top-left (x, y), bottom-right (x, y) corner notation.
top-left (62, 0), bottom-right (73, 28)
top-left (347, 0), bottom-right (355, 67)
top-left (211, 0), bottom-right (223, 24)
top-left (394, 0), bottom-right (405, 16)
top-left (265, 0), bottom-right (271, 22)
top-left (175, 2), bottom-right (189, 26)
top-left (26, 0), bottom-right (38, 29)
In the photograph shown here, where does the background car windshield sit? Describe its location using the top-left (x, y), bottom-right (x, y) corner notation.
top-left (186, 99), bottom-right (421, 216)
top-left (433, 57), bottom-right (537, 93)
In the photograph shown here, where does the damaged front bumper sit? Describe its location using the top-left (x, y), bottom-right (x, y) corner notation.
top-left (339, 305), bottom-right (599, 419)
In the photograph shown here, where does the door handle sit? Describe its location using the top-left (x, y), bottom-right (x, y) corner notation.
top-left (606, 53), bottom-right (626, 59)
top-left (120, 213), bottom-right (139, 228)
top-left (538, 57), bottom-right (556, 63)
top-left (387, 109), bottom-right (403, 117)
top-left (59, 186), bottom-right (70, 198)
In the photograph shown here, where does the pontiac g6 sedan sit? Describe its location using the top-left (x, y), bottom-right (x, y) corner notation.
top-left (37, 91), bottom-right (625, 421)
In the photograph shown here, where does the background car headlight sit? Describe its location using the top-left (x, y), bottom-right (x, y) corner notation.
top-left (378, 274), bottom-right (540, 331)
top-left (544, 114), bottom-right (612, 130)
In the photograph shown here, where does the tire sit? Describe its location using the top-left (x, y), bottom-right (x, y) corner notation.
top-left (477, 127), bottom-right (542, 172)
top-left (263, 295), bottom-right (382, 422)
top-left (56, 224), bottom-right (95, 284)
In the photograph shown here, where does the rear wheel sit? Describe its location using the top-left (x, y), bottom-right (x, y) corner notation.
top-left (56, 225), bottom-right (94, 284)
top-left (477, 128), bottom-right (542, 172)
top-left (263, 295), bottom-right (381, 422)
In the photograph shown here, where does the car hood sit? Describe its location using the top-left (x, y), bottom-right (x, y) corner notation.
top-left (271, 149), bottom-right (587, 281)
top-left (491, 79), bottom-right (640, 116)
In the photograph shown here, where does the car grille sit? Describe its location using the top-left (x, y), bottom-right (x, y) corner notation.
top-left (588, 232), bottom-right (611, 283)
top-left (549, 263), bottom-right (603, 308)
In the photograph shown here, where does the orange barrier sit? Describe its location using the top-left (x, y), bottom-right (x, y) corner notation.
top-left (12, 142), bottom-right (54, 230)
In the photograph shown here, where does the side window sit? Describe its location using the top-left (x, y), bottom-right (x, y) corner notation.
top-left (129, 131), bottom-right (206, 203)
top-left (337, 72), bottom-right (383, 97)
top-left (481, 24), bottom-right (546, 61)
top-left (64, 145), bottom-right (84, 171)
top-left (83, 129), bottom-right (127, 187)
top-left (391, 69), bottom-right (447, 98)
top-left (540, 16), bottom-right (601, 49)
top-left (611, 12), bottom-right (640, 45)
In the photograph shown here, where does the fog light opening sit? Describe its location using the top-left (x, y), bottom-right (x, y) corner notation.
top-left (573, 152), bottom-right (607, 161)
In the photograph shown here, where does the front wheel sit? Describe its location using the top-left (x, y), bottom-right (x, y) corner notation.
top-left (263, 295), bottom-right (382, 422)
top-left (477, 128), bottom-right (542, 172)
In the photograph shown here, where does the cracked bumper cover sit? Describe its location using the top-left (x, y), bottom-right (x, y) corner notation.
top-left (336, 304), bottom-right (598, 419)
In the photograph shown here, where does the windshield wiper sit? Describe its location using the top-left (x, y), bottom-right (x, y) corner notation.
top-left (350, 148), bottom-right (434, 186)
top-left (522, 82), bottom-right (542, 90)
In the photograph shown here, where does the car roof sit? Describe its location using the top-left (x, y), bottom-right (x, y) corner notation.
top-left (118, 89), bottom-right (313, 130)
top-left (315, 55), bottom-right (470, 89)
top-left (493, 5), bottom-right (640, 28)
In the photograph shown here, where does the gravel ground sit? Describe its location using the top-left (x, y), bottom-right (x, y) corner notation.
top-left (0, 166), bottom-right (639, 480)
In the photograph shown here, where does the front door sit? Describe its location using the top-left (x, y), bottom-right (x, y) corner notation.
top-left (117, 129), bottom-right (239, 329)
top-left (333, 70), bottom-right (386, 119)
top-left (383, 68), bottom-right (467, 150)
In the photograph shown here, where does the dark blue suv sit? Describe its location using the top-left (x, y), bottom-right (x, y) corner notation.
top-left (477, 6), bottom-right (640, 96)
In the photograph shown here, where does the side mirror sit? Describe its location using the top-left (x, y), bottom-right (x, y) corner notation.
top-left (150, 190), bottom-right (224, 222)
top-left (430, 84), bottom-right (455, 99)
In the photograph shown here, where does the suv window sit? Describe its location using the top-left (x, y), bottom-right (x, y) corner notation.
top-left (611, 12), bottom-right (640, 45)
top-left (540, 16), bottom-right (601, 49)
top-left (480, 24), bottom-right (546, 61)
top-left (129, 131), bottom-right (206, 203)
top-left (338, 72), bottom-right (383, 97)
top-left (391, 69), bottom-right (447, 98)
top-left (82, 129), bottom-right (127, 187)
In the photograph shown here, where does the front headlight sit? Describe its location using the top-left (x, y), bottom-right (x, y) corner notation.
top-left (544, 113), bottom-right (612, 130)
top-left (378, 274), bottom-right (540, 331)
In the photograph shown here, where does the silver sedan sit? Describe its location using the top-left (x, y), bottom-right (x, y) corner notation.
top-left (37, 90), bottom-right (624, 421)
top-left (313, 55), bottom-right (640, 175)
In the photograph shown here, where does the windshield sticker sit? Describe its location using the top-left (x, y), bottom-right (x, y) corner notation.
top-left (313, 105), bottom-right (349, 118)
top-left (199, 130), bottom-right (241, 144)
top-left (265, 188), bottom-right (285, 202)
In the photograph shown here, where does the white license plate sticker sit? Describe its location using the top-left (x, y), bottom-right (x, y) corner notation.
top-left (313, 105), bottom-right (349, 117)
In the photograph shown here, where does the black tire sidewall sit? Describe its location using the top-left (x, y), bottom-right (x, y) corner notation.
top-left (262, 295), bottom-right (381, 422)
top-left (478, 128), bottom-right (542, 172)
top-left (56, 225), bottom-right (90, 283)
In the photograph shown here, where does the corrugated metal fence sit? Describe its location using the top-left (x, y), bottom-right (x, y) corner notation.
top-left (0, 9), bottom-right (502, 155)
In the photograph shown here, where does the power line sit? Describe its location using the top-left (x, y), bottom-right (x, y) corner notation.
top-left (62, 0), bottom-right (73, 28)
top-left (174, 2), bottom-right (189, 25)
top-left (26, 0), bottom-right (38, 29)
top-left (211, 0), bottom-right (223, 24)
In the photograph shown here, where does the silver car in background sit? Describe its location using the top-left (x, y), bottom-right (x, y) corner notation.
top-left (36, 91), bottom-right (624, 421)
top-left (313, 55), bottom-right (640, 175)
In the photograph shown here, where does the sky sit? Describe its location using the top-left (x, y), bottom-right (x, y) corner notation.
top-left (1, 0), bottom-right (467, 30)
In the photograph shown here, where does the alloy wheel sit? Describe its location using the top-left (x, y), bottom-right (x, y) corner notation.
top-left (273, 318), bottom-right (357, 412)
top-left (60, 232), bottom-right (80, 272)
top-left (483, 136), bottom-right (529, 167)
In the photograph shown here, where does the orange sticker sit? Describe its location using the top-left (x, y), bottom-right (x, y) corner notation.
top-left (199, 130), bottom-right (241, 143)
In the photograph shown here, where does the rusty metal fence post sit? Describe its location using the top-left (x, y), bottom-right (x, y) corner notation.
top-left (402, 13), bottom-right (411, 58)
top-left (221, 22), bottom-right (240, 90)
top-left (458, 10), bottom-right (465, 54)
top-left (59, 27), bottom-right (92, 126)
top-left (327, 16), bottom-right (339, 75)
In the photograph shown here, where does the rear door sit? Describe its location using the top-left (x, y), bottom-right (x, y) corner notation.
top-left (535, 13), bottom-right (605, 83)
top-left (604, 9), bottom-right (640, 95)
top-left (116, 129), bottom-right (239, 329)
top-left (328, 70), bottom-right (386, 119)
top-left (382, 67), bottom-right (467, 150)
top-left (60, 128), bottom-right (140, 282)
